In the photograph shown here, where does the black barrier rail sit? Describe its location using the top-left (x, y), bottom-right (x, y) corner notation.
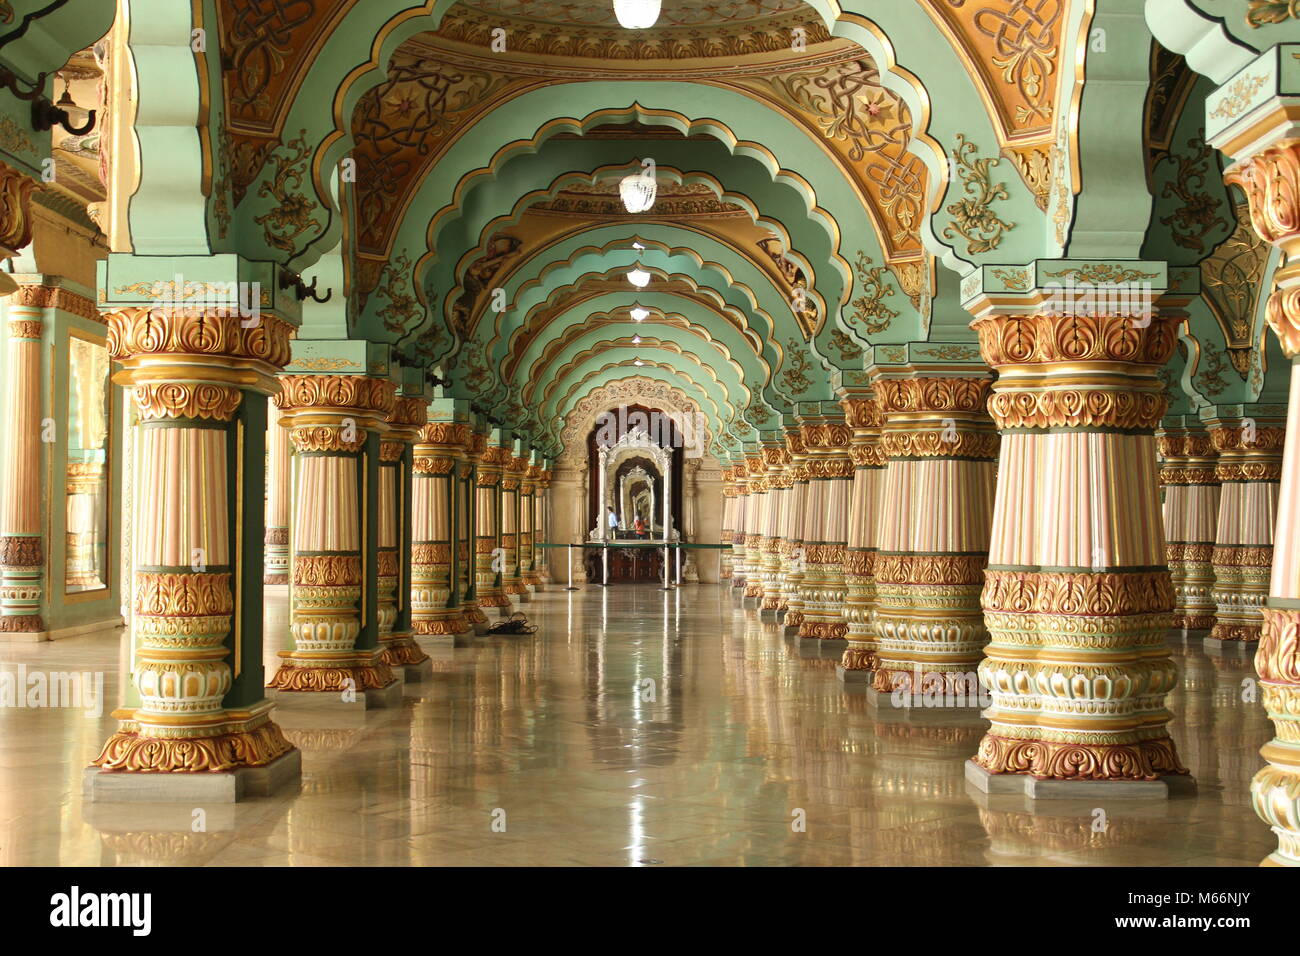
top-left (533, 541), bottom-right (731, 590)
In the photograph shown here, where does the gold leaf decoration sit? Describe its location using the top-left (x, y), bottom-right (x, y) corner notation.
top-left (253, 128), bottom-right (319, 255)
top-left (943, 134), bottom-right (1014, 255)
top-left (849, 252), bottom-right (899, 334)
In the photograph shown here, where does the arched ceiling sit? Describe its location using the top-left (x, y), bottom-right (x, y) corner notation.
top-left (101, 0), bottom-right (1137, 456)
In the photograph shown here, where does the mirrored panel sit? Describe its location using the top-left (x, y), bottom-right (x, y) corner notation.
top-left (65, 331), bottom-right (110, 594)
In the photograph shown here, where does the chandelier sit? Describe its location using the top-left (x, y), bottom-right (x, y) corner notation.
top-left (630, 306), bottom-right (650, 321)
top-left (627, 266), bottom-right (651, 288)
top-left (619, 172), bottom-right (657, 213)
top-left (613, 0), bottom-right (661, 29)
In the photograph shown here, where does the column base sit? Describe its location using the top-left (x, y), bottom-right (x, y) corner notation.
top-left (759, 606), bottom-right (782, 622)
top-left (964, 759), bottom-right (1196, 800)
top-left (835, 665), bottom-right (873, 685)
top-left (0, 614), bottom-right (46, 641)
top-left (1167, 627), bottom-right (1210, 643)
top-left (378, 634), bottom-right (431, 670)
top-left (269, 680), bottom-right (402, 710)
top-left (865, 684), bottom-right (986, 715)
top-left (84, 748), bottom-right (301, 803)
top-left (1203, 636), bottom-right (1259, 656)
top-left (395, 657), bottom-right (435, 683)
top-left (796, 637), bottom-right (845, 660)
top-left (267, 652), bottom-right (400, 708)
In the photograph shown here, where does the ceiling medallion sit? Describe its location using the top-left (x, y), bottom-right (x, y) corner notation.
top-left (613, 0), bottom-right (661, 29)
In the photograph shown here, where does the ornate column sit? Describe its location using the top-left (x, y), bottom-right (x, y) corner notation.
top-left (759, 438), bottom-right (786, 611)
top-left (965, 269), bottom-right (1187, 795)
top-left (0, 292), bottom-right (45, 636)
top-left (836, 391), bottom-right (885, 682)
top-left (683, 458), bottom-right (701, 583)
top-left (264, 401), bottom-right (291, 585)
top-left (267, 374), bottom-right (399, 705)
top-left (742, 448), bottom-right (766, 602)
top-left (460, 433), bottom-right (486, 631)
top-left (377, 396), bottom-right (431, 675)
top-left (869, 371), bottom-right (996, 704)
top-left (1157, 419), bottom-right (1220, 634)
top-left (729, 459), bottom-right (749, 591)
top-left (501, 453), bottom-right (527, 602)
top-left (476, 443), bottom-right (511, 615)
top-left (796, 405), bottom-right (853, 641)
top-left (521, 461), bottom-right (539, 591)
top-left (1211, 47), bottom-right (1300, 864)
top-left (781, 426), bottom-right (809, 631)
top-left (535, 466), bottom-right (551, 586)
top-left (1206, 411), bottom-right (1284, 650)
top-left (88, 304), bottom-right (298, 792)
top-left (720, 466), bottom-right (736, 582)
top-left (412, 419), bottom-right (471, 639)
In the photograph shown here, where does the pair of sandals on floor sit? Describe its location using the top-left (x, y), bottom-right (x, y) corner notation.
top-left (487, 611), bottom-right (538, 635)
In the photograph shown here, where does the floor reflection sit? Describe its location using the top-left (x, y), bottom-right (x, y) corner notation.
top-left (0, 585), bottom-right (1276, 865)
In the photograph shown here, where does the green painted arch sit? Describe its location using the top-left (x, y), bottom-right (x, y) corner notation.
top-left (541, 355), bottom-right (745, 459)
top-left (436, 161), bottom-right (830, 344)
top-left (548, 367), bottom-right (732, 459)
top-left (505, 293), bottom-right (780, 419)
top-left (531, 342), bottom-right (748, 444)
top-left (243, 0), bottom-right (1036, 286)
top-left (380, 100), bottom-right (864, 347)
top-left (1146, 0), bottom-right (1290, 85)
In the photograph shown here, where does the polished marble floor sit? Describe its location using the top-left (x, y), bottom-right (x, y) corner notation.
top-left (0, 584), bottom-right (1277, 866)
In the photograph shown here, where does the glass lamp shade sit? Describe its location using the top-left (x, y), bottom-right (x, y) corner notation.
top-left (627, 267), bottom-right (651, 288)
top-left (619, 173), bottom-right (657, 213)
top-left (630, 307), bottom-right (650, 322)
top-left (614, 0), bottom-right (661, 30)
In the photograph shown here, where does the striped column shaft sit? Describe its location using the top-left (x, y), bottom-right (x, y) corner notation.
top-left (838, 395), bottom-right (886, 674)
top-left (1222, 129), bottom-right (1300, 862)
top-left (871, 375), bottom-right (997, 697)
top-left (476, 444), bottom-right (510, 610)
top-left (264, 401), bottom-right (290, 585)
top-left (1208, 418), bottom-right (1283, 644)
top-left (781, 429), bottom-right (808, 629)
top-left (720, 467), bottom-right (736, 581)
top-left (1157, 424), bottom-right (1219, 631)
top-left (412, 421), bottom-right (471, 636)
top-left (0, 305), bottom-right (44, 633)
top-left (729, 466), bottom-right (749, 590)
top-left (759, 442), bottom-right (786, 609)
top-left (377, 397), bottom-right (430, 666)
top-left (92, 306), bottom-right (295, 773)
top-left (970, 306), bottom-right (1186, 783)
top-left (501, 456), bottom-right (527, 597)
top-left (797, 410), bottom-right (852, 641)
top-left (460, 438), bottom-right (485, 626)
top-left (743, 453), bottom-right (766, 599)
top-left (521, 464), bottom-right (540, 589)
top-left (268, 374), bottom-right (398, 695)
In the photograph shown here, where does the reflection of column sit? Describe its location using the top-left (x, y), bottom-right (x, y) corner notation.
top-left (781, 428), bottom-right (808, 629)
top-left (968, 302), bottom-right (1186, 786)
top-left (720, 466), bottom-right (736, 581)
top-left (872, 374), bottom-right (996, 699)
top-left (264, 402), bottom-right (290, 585)
top-left (502, 455), bottom-right (526, 599)
top-left (476, 444), bottom-right (510, 611)
top-left (412, 420), bottom-right (470, 637)
top-left (65, 461), bottom-right (105, 589)
top-left (1207, 415), bottom-right (1283, 645)
top-left (0, 301), bottom-right (44, 634)
top-left (838, 394), bottom-right (885, 678)
top-left (797, 407), bottom-right (852, 641)
top-left (91, 306), bottom-right (296, 780)
top-left (1219, 106), bottom-right (1300, 865)
top-left (268, 375), bottom-right (398, 699)
top-left (1157, 422), bottom-right (1220, 632)
top-left (378, 397), bottom-right (430, 671)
